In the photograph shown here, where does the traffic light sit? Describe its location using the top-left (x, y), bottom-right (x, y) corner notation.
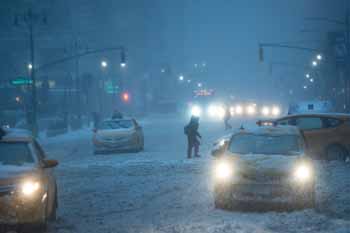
top-left (259, 46), bottom-right (264, 62)
top-left (120, 49), bottom-right (126, 67)
top-left (121, 91), bottom-right (130, 102)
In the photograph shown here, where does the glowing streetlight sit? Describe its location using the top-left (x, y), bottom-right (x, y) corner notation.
top-left (316, 54), bottom-right (323, 61)
top-left (303, 85), bottom-right (308, 89)
top-left (179, 75), bottom-right (184, 81)
top-left (312, 61), bottom-right (318, 67)
top-left (197, 82), bottom-right (202, 88)
top-left (305, 73), bottom-right (310, 79)
top-left (28, 63), bottom-right (33, 70)
top-left (120, 62), bottom-right (126, 68)
top-left (310, 78), bottom-right (314, 83)
top-left (15, 96), bottom-right (21, 103)
top-left (101, 60), bottom-right (108, 68)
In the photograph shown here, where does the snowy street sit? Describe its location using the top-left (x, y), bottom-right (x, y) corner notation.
top-left (38, 115), bottom-right (350, 233)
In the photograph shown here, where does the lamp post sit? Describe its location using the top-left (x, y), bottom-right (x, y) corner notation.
top-left (14, 8), bottom-right (47, 137)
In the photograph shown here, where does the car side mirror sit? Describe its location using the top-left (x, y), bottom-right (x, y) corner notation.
top-left (43, 159), bottom-right (59, 168)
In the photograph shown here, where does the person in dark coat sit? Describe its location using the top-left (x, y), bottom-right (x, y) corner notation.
top-left (92, 112), bottom-right (100, 129)
top-left (184, 116), bottom-right (202, 158)
top-left (224, 107), bottom-right (232, 130)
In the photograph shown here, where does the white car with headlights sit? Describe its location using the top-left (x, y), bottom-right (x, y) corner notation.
top-left (0, 128), bottom-right (58, 228)
top-left (212, 126), bottom-right (315, 210)
top-left (93, 118), bottom-right (144, 154)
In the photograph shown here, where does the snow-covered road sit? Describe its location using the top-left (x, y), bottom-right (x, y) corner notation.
top-left (37, 115), bottom-right (350, 233)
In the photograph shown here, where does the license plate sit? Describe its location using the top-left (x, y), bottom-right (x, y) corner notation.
top-left (233, 184), bottom-right (283, 199)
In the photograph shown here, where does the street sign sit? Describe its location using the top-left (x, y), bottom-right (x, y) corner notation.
top-left (104, 81), bottom-right (119, 94)
top-left (10, 77), bottom-right (32, 86)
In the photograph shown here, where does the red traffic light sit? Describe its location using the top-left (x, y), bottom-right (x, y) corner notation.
top-left (121, 92), bottom-right (130, 102)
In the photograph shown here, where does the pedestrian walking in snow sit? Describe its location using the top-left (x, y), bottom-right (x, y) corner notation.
top-left (224, 107), bottom-right (232, 130)
top-left (184, 116), bottom-right (202, 158)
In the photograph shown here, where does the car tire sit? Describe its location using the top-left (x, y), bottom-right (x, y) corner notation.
top-left (213, 185), bottom-right (237, 210)
top-left (326, 145), bottom-right (348, 161)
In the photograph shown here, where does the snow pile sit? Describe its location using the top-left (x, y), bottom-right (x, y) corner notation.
top-left (316, 161), bottom-right (350, 219)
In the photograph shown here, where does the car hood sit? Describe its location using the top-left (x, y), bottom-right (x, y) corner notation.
top-left (0, 164), bottom-right (39, 186)
top-left (235, 153), bottom-right (301, 176)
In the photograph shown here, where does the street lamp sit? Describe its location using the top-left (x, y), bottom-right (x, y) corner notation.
top-left (120, 62), bottom-right (126, 68)
top-left (310, 78), bottom-right (314, 83)
top-left (197, 82), bottom-right (202, 88)
top-left (27, 63), bottom-right (33, 70)
top-left (306, 73), bottom-right (310, 79)
top-left (303, 85), bottom-right (308, 89)
top-left (178, 75), bottom-right (184, 81)
top-left (101, 60), bottom-right (108, 68)
top-left (312, 61), bottom-right (318, 67)
top-left (316, 54), bottom-right (323, 61)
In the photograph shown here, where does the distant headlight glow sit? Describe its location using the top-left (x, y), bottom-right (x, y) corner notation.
top-left (235, 105), bottom-right (243, 115)
top-left (272, 106), bottom-right (281, 116)
top-left (207, 104), bottom-right (226, 119)
top-left (191, 105), bottom-right (202, 117)
top-left (246, 105), bottom-right (256, 115)
top-left (229, 107), bottom-right (235, 116)
top-left (261, 106), bottom-right (270, 116)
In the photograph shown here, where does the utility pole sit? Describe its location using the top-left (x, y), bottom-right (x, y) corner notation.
top-left (15, 8), bottom-right (47, 137)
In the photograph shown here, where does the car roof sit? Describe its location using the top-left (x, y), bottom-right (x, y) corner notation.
top-left (0, 128), bottom-right (33, 143)
top-left (104, 118), bottom-right (134, 122)
top-left (235, 125), bottom-right (301, 136)
top-left (280, 113), bottom-right (350, 120)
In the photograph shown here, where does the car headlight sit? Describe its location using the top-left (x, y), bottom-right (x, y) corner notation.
top-left (21, 180), bottom-right (41, 196)
top-left (235, 105), bottom-right (243, 115)
top-left (191, 105), bottom-right (202, 117)
top-left (217, 106), bottom-right (226, 119)
top-left (219, 139), bottom-right (226, 147)
top-left (208, 105), bottom-right (217, 117)
top-left (272, 106), bottom-right (281, 116)
top-left (229, 107), bottom-right (235, 116)
top-left (214, 160), bottom-right (233, 181)
top-left (246, 105), bottom-right (256, 115)
top-left (261, 106), bottom-right (270, 116)
top-left (294, 164), bottom-right (313, 182)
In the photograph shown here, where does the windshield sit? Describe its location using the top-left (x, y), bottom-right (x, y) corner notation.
top-left (0, 142), bottom-right (34, 165)
top-left (98, 120), bottom-right (134, 130)
top-left (229, 134), bottom-right (301, 155)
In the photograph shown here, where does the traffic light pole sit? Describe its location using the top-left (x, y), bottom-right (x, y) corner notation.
top-left (28, 12), bottom-right (38, 137)
top-left (259, 43), bottom-right (319, 62)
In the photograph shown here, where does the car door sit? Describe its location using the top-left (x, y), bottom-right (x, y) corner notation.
top-left (132, 119), bottom-right (144, 144)
top-left (293, 117), bottom-right (331, 158)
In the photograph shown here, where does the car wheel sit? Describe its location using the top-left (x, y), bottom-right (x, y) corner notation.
top-left (213, 185), bottom-right (236, 210)
top-left (326, 145), bottom-right (348, 161)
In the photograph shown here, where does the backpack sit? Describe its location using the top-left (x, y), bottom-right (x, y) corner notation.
top-left (184, 125), bottom-right (190, 135)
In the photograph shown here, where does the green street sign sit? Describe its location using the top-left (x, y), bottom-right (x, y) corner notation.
top-left (11, 77), bottom-right (33, 85)
top-left (104, 81), bottom-right (119, 94)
